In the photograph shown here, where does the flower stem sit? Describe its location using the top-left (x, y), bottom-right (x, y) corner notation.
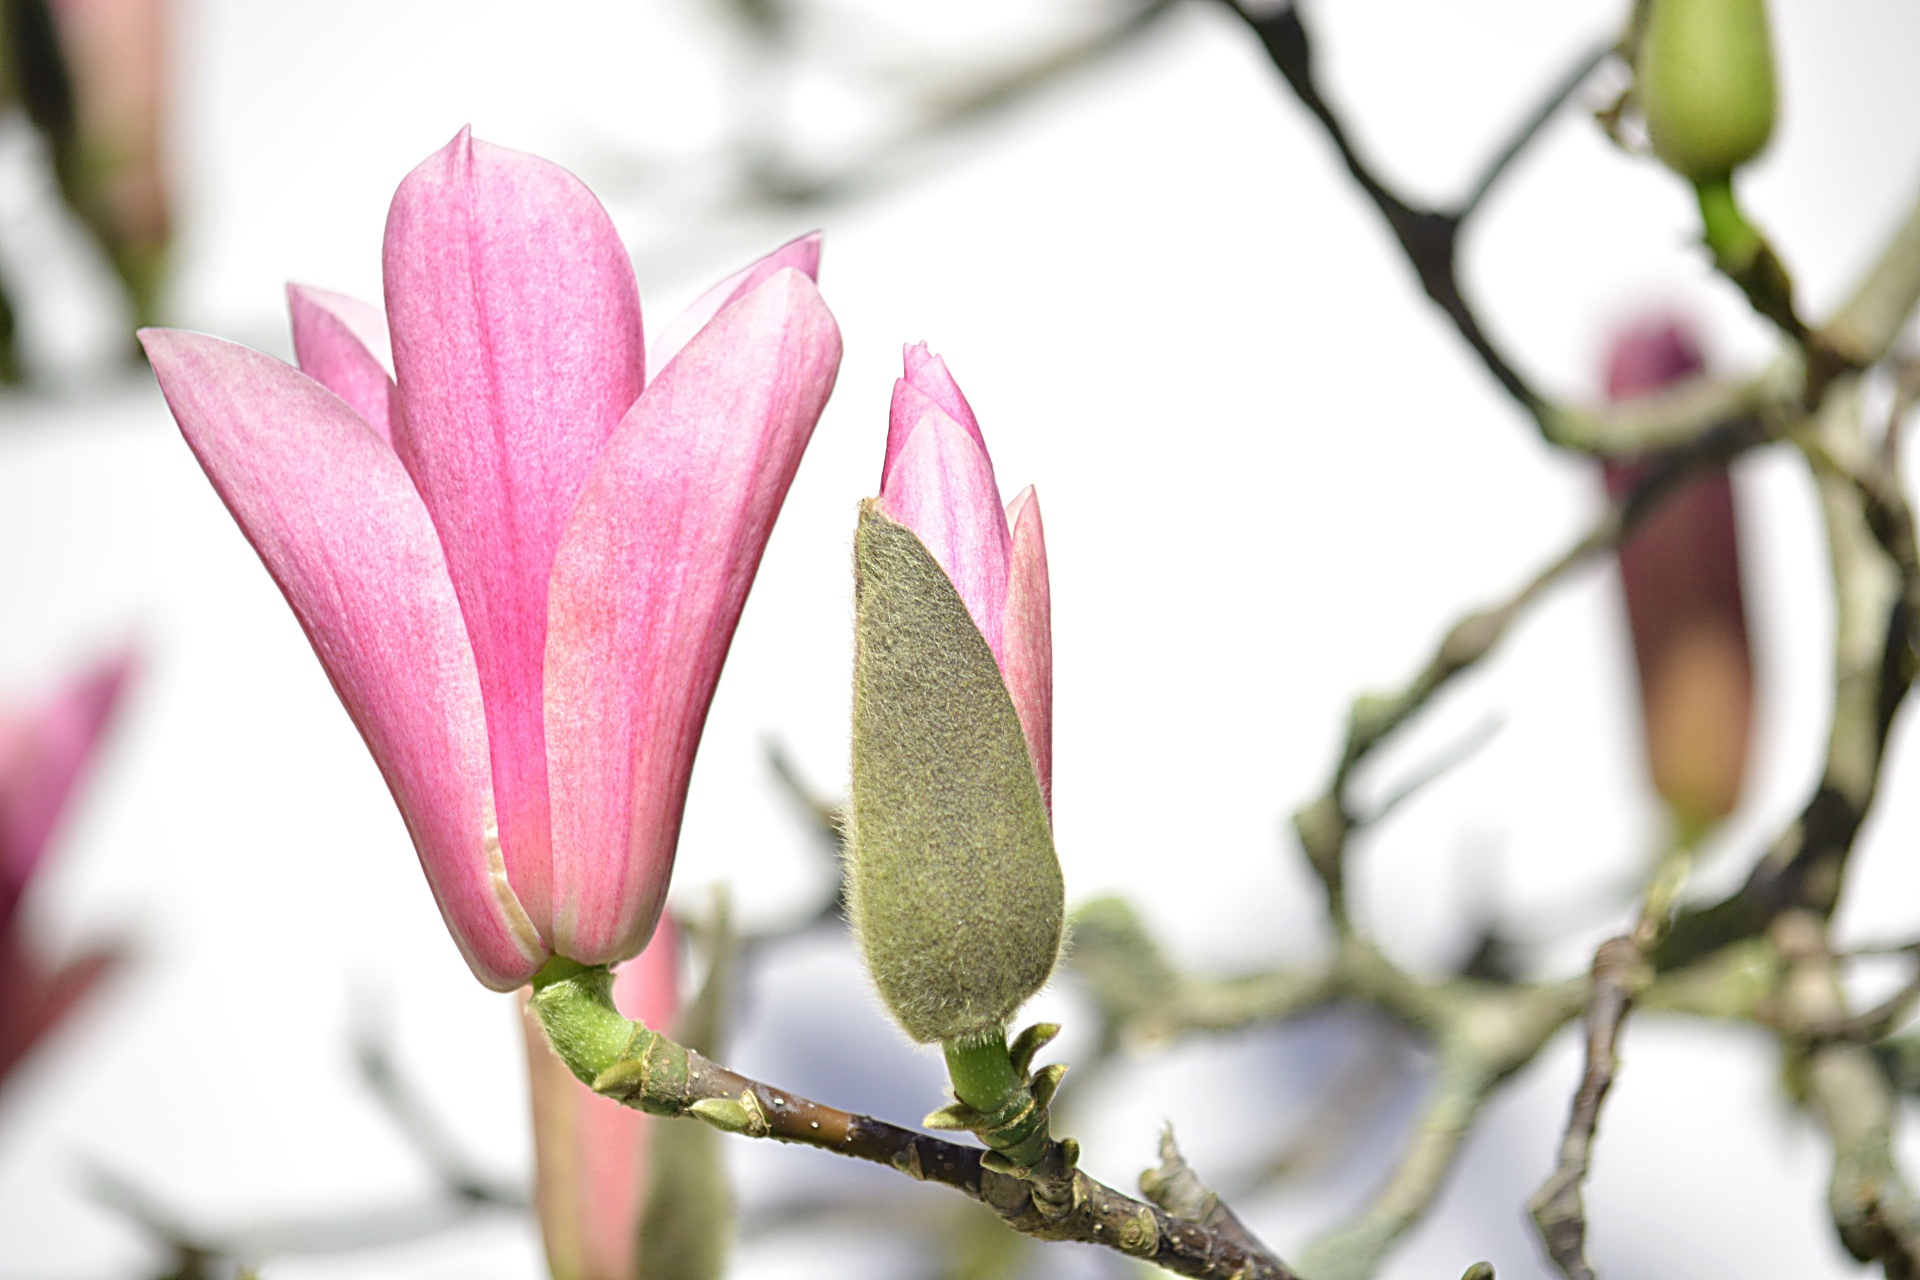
top-left (944, 1028), bottom-right (1020, 1114)
top-left (1696, 176), bottom-right (1761, 272)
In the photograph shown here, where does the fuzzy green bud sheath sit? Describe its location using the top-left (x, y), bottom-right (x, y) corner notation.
top-left (1638, 0), bottom-right (1777, 184)
top-left (846, 345), bottom-right (1063, 1046)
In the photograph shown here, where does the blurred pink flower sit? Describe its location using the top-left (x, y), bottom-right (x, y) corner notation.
top-left (48, 0), bottom-right (171, 325)
top-left (1602, 315), bottom-right (1752, 829)
top-left (522, 918), bottom-right (678, 1280)
top-left (142, 129), bottom-right (842, 989)
top-left (878, 344), bottom-right (1051, 805)
top-left (0, 649), bottom-right (132, 1088)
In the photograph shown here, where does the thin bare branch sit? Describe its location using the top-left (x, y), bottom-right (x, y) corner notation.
top-left (1457, 43), bottom-right (1615, 223)
top-left (625, 1049), bottom-right (1305, 1280)
top-left (1140, 1126), bottom-right (1276, 1262)
top-left (1297, 419), bottom-right (1766, 922)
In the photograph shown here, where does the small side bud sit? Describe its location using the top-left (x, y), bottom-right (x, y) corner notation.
top-left (846, 502), bottom-right (1064, 1045)
top-left (688, 1094), bottom-right (768, 1137)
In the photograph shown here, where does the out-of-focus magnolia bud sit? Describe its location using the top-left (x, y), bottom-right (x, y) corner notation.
top-left (846, 346), bottom-right (1062, 1047)
top-left (1601, 316), bottom-right (1753, 834)
top-left (1638, 0), bottom-right (1777, 184)
top-left (44, 0), bottom-right (171, 327)
top-left (0, 648), bottom-right (133, 1090)
top-left (522, 919), bottom-right (679, 1280)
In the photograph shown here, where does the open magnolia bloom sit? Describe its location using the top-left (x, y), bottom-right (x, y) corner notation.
top-left (144, 129), bottom-right (842, 989)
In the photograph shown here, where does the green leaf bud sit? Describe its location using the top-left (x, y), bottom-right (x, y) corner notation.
top-left (846, 501), bottom-right (1065, 1045)
top-left (1638, 0), bottom-right (1778, 183)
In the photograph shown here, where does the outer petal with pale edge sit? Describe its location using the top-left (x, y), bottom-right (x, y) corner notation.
top-left (383, 128), bottom-right (647, 938)
top-left (878, 385), bottom-right (1011, 659)
top-left (649, 232), bottom-right (821, 381)
top-left (544, 270), bottom-right (841, 963)
top-left (1001, 487), bottom-right (1052, 811)
top-left (286, 284), bottom-right (395, 441)
top-left (141, 329), bottom-right (544, 990)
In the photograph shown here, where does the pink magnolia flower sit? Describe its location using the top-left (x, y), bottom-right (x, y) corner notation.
top-left (878, 343), bottom-right (1051, 804)
top-left (522, 918), bottom-right (678, 1280)
top-left (0, 650), bottom-right (133, 1088)
top-left (1601, 314), bottom-right (1752, 828)
top-left (142, 130), bottom-right (842, 989)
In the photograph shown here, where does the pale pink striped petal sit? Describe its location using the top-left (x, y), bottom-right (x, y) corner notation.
top-left (884, 343), bottom-right (983, 487)
top-left (544, 270), bottom-right (841, 963)
top-left (878, 387), bottom-right (1012, 659)
top-left (650, 232), bottom-right (821, 380)
top-left (1002, 487), bottom-right (1052, 811)
top-left (383, 129), bottom-right (647, 935)
top-left (141, 328), bottom-right (543, 990)
top-left (287, 285), bottom-right (395, 442)
top-left (0, 649), bottom-right (132, 910)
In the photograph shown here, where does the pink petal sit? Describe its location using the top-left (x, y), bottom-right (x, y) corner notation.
top-left (878, 387), bottom-right (1012, 659)
top-left (544, 270), bottom-right (841, 964)
top-left (142, 328), bottom-right (544, 990)
top-left (0, 936), bottom-right (122, 1088)
top-left (286, 284), bottom-right (396, 442)
top-left (884, 343), bottom-right (983, 488)
top-left (383, 129), bottom-right (647, 934)
top-left (1002, 487), bottom-right (1053, 811)
top-left (650, 231), bottom-right (822, 380)
top-left (0, 649), bottom-right (132, 918)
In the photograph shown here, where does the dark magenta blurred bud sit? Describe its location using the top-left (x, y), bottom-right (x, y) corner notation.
top-left (1601, 317), bottom-right (1753, 833)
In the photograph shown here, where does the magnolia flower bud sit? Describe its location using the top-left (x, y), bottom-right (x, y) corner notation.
top-left (1638, 0), bottom-right (1777, 184)
top-left (846, 347), bottom-right (1061, 1046)
top-left (1602, 316), bottom-right (1753, 832)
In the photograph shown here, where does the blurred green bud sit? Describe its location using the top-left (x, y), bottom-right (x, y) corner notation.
top-left (846, 501), bottom-right (1064, 1045)
top-left (1638, 0), bottom-right (1777, 183)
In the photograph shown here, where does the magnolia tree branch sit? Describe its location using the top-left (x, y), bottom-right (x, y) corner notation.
top-left (1527, 836), bottom-right (1693, 1280)
top-left (1773, 912), bottom-right (1920, 1276)
top-left (1294, 419), bottom-right (1767, 924)
top-left (1220, 0), bottom-right (1609, 418)
top-left (526, 964), bottom-right (1305, 1280)
top-left (1660, 381), bottom-right (1916, 968)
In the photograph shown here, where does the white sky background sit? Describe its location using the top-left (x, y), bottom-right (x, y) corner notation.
top-left (3, 0), bottom-right (1920, 1276)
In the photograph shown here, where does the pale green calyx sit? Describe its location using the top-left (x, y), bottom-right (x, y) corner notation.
top-left (846, 501), bottom-right (1065, 1045)
top-left (1638, 0), bottom-right (1777, 183)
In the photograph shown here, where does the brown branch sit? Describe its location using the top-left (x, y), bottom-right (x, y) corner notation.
top-left (635, 1049), bottom-right (1304, 1280)
top-left (1221, 0), bottom-right (1610, 426)
top-left (1529, 833), bottom-right (1695, 1279)
top-left (1140, 1126), bottom-right (1278, 1262)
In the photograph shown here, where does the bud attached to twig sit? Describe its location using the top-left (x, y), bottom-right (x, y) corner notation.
top-left (1601, 316), bottom-right (1753, 835)
top-left (1638, 0), bottom-right (1777, 186)
top-left (845, 346), bottom-right (1062, 1048)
